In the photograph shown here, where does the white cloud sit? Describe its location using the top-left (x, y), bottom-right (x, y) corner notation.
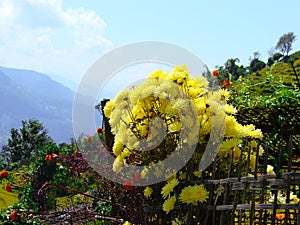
top-left (0, 0), bottom-right (113, 83)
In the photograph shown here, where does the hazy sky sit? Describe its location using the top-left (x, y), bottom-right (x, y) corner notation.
top-left (1, 0), bottom-right (300, 91)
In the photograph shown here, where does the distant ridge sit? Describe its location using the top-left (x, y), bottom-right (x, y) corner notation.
top-left (0, 66), bottom-right (75, 147)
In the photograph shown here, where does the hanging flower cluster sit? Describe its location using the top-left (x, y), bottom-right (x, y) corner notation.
top-left (104, 65), bottom-right (263, 223)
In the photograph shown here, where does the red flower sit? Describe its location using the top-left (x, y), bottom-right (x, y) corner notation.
top-left (223, 80), bottom-right (230, 87)
top-left (45, 153), bottom-right (58, 162)
top-left (10, 210), bottom-right (18, 221)
top-left (21, 214), bottom-right (26, 219)
top-left (276, 213), bottom-right (285, 220)
top-left (212, 70), bottom-right (219, 77)
top-left (74, 150), bottom-right (80, 155)
top-left (85, 135), bottom-right (93, 144)
top-left (97, 127), bottom-right (103, 133)
top-left (134, 173), bottom-right (142, 182)
top-left (5, 184), bottom-right (12, 192)
top-left (0, 170), bottom-right (9, 178)
top-left (123, 180), bottom-right (134, 190)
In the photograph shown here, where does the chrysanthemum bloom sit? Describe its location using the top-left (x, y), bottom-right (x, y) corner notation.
top-left (179, 184), bottom-right (209, 205)
top-left (45, 153), bottom-right (58, 162)
top-left (0, 170), bottom-right (9, 178)
top-left (212, 70), bottom-right (219, 77)
top-left (290, 192), bottom-right (300, 204)
top-left (5, 184), bottom-right (12, 192)
top-left (74, 150), bottom-right (80, 155)
top-left (144, 186), bottom-right (153, 198)
top-left (10, 210), bottom-right (17, 221)
top-left (223, 80), bottom-right (230, 87)
top-left (134, 172), bottom-right (142, 181)
top-left (161, 178), bottom-right (179, 199)
top-left (193, 170), bottom-right (202, 178)
top-left (267, 165), bottom-right (275, 174)
top-left (97, 127), bottom-right (103, 133)
top-left (163, 195), bottom-right (177, 214)
top-left (123, 180), bottom-right (134, 190)
top-left (276, 213), bottom-right (285, 220)
top-left (21, 214), bottom-right (26, 219)
top-left (85, 135), bottom-right (93, 144)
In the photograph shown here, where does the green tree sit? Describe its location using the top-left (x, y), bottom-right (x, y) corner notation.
top-left (249, 58), bottom-right (266, 72)
top-left (1, 119), bottom-right (53, 167)
top-left (275, 32), bottom-right (296, 56)
top-left (224, 58), bottom-right (241, 80)
top-left (267, 57), bottom-right (274, 67)
top-left (273, 52), bottom-right (283, 62)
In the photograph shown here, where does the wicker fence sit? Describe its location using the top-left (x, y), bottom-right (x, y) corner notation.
top-left (197, 139), bottom-right (300, 225)
top-left (98, 99), bottom-right (300, 225)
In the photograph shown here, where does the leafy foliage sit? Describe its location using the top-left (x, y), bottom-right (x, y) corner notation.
top-left (229, 60), bottom-right (300, 165)
top-left (1, 119), bottom-right (53, 168)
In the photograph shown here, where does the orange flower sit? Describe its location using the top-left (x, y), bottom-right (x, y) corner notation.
top-left (74, 150), bottom-right (80, 155)
top-left (85, 135), bottom-right (93, 144)
top-left (21, 214), bottom-right (26, 219)
top-left (276, 213), bottom-right (285, 220)
top-left (97, 127), bottom-right (103, 133)
top-left (223, 80), bottom-right (230, 87)
top-left (123, 180), bottom-right (134, 191)
top-left (5, 184), bottom-right (12, 192)
top-left (212, 70), bottom-right (219, 77)
top-left (134, 173), bottom-right (142, 182)
top-left (45, 153), bottom-right (58, 162)
top-left (0, 170), bottom-right (9, 178)
top-left (10, 210), bottom-right (18, 221)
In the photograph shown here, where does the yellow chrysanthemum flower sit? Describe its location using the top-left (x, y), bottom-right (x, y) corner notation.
top-left (162, 195), bottom-right (177, 214)
top-left (113, 157), bottom-right (123, 173)
top-left (168, 120), bottom-right (181, 133)
top-left (161, 178), bottom-right (179, 199)
top-left (224, 115), bottom-right (239, 137)
top-left (249, 154), bottom-right (256, 170)
top-left (179, 184), bottom-right (209, 205)
top-left (172, 65), bottom-right (189, 75)
top-left (109, 109), bottom-right (122, 132)
top-left (193, 170), bottom-right (202, 178)
top-left (193, 97), bottom-right (207, 114)
top-left (144, 186), bottom-right (153, 198)
top-left (250, 140), bottom-right (258, 148)
top-left (178, 172), bottom-right (186, 180)
top-left (148, 69), bottom-right (164, 79)
top-left (131, 108), bottom-right (146, 122)
top-left (188, 88), bottom-right (201, 99)
top-left (114, 89), bottom-right (130, 105)
top-left (290, 192), bottom-right (300, 204)
top-left (233, 146), bottom-right (241, 163)
top-left (141, 168), bottom-right (149, 179)
top-left (267, 165), bottom-right (275, 175)
top-left (112, 137), bottom-right (124, 156)
top-left (224, 104), bottom-right (237, 115)
top-left (219, 89), bottom-right (230, 100)
top-left (154, 166), bottom-right (163, 178)
top-left (195, 76), bottom-right (209, 88)
top-left (123, 221), bottom-right (132, 225)
top-left (221, 138), bottom-right (241, 150)
top-left (248, 129), bottom-right (263, 139)
top-left (103, 100), bottom-right (114, 118)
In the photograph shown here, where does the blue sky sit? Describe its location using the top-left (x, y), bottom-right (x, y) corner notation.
top-left (1, 0), bottom-right (300, 91)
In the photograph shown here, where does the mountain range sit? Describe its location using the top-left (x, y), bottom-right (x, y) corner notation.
top-left (0, 66), bottom-right (75, 147)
